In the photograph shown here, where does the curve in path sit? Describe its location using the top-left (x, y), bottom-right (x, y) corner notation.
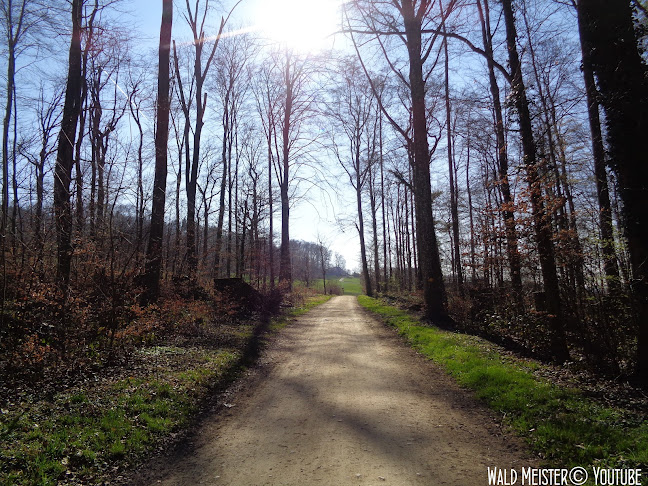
top-left (137, 295), bottom-right (533, 485)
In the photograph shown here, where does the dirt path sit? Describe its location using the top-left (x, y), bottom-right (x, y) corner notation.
top-left (134, 295), bottom-right (534, 485)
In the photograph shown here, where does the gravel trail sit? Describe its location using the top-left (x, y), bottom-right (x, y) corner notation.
top-left (135, 295), bottom-right (534, 485)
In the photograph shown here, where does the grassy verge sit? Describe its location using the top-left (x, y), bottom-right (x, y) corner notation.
top-left (358, 295), bottom-right (648, 472)
top-left (0, 295), bottom-right (331, 485)
top-left (0, 347), bottom-right (242, 486)
top-left (269, 294), bottom-right (332, 331)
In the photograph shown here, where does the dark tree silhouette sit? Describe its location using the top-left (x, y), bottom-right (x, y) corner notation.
top-left (53, 0), bottom-right (83, 289)
top-left (142, 0), bottom-right (173, 303)
top-left (577, 0), bottom-right (648, 384)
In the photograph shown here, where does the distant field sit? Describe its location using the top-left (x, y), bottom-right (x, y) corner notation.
top-left (295, 277), bottom-right (364, 296)
top-left (337, 277), bottom-right (363, 295)
top-left (311, 277), bottom-right (363, 296)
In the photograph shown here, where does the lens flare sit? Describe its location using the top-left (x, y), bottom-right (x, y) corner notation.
top-left (255, 0), bottom-right (342, 51)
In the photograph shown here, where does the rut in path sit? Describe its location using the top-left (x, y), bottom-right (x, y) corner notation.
top-left (135, 295), bottom-right (534, 486)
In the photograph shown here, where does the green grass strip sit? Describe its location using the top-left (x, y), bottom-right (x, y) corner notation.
top-left (269, 294), bottom-right (332, 331)
top-left (358, 295), bottom-right (648, 471)
top-left (0, 349), bottom-right (241, 486)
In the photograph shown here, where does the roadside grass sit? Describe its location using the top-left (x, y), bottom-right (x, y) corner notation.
top-left (269, 293), bottom-right (332, 331)
top-left (0, 294), bottom-right (331, 485)
top-left (357, 295), bottom-right (648, 472)
top-left (0, 348), bottom-right (241, 486)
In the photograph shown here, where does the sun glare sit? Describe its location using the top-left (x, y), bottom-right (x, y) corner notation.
top-left (255, 0), bottom-right (342, 51)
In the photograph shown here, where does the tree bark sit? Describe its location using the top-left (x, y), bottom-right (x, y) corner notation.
top-left (356, 144), bottom-right (373, 297)
top-left (379, 114), bottom-right (389, 290)
top-left (279, 53), bottom-right (293, 290)
top-left (142, 0), bottom-right (172, 303)
top-left (402, 0), bottom-right (447, 321)
top-left (54, 0), bottom-right (83, 289)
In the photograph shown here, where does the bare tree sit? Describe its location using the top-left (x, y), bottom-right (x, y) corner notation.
top-left (53, 0), bottom-right (83, 289)
top-left (317, 234), bottom-right (331, 295)
top-left (141, 0), bottom-right (172, 303)
top-left (345, 0), bottom-right (451, 322)
top-left (212, 32), bottom-right (253, 277)
top-left (21, 85), bottom-right (63, 261)
top-left (252, 61), bottom-right (281, 289)
top-left (125, 66), bottom-right (150, 257)
top-left (327, 57), bottom-right (377, 297)
top-left (176, 0), bottom-right (239, 278)
top-left (254, 49), bottom-right (318, 291)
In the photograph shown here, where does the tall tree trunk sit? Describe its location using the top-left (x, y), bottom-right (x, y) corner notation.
top-left (368, 146), bottom-right (380, 293)
top-left (279, 53), bottom-right (293, 290)
top-left (91, 80), bottom-right (105, 237)
top-left (54, 0), bottom-right (83, 289)
top-left (443, 30), bottom-right (463, 296)
top-left (379, 114), bottom-right (389, 290)
top-left (267, 136), bottom-right (275, 289)
top-left (35, 142), bottom-right (45, 258)
top-left (577, 0), bottom-right (648, 384)
top-left (239, 199), bottom-right (247, 279)
top-left (401, 0), bottom-right (447, 321)
top-left (74, 93), bottom-right (86, 234)
top-left (574, 0), bottom-right (620, 294)
top-left (172, 119), bottom-right (183, 277)
top-left (355, 141), bottom-right (373, 297)
top-left (202, 189), bottom-right (209, 268)
top-left (500, 0), bottom-right (569, 362)
top-left (142, 0), bottom-right (172, 303)
top-left (2, 35), bottom-right (15, 253)
top-left (11, 84), bottom-right (23, 268)
top-left (466, 132), bottom-right (476, 282)
top-left (129, 96), bottom-right (145, 256)
top-left (185, 1), bottom-right (229, 278)
top-left (213, 90), bottom-right (230, 279)
top-left (186, 75), bottom-right (204, 276)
